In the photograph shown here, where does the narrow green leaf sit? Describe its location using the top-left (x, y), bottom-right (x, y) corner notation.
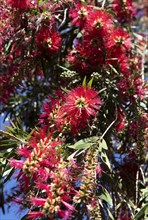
top-left (68, 136), bottom-right (99, 150)
top-left (0, 152), bottom-right (5, 157)
top-left (100, 151), bottom-right (111, 170)
top-left (99, 188), bottom-right (113, 207)
top-left (0, 139), bottom-right (18, 151)
top-left (134, 203), bottom-right (148, 220)
top-left (68, 142), bottom-right (91, 150)
top-left (3, 168), bottom-right (14, 183)
top-left (98, 139), bottom-right (108, 151)
top-left (88, 77), bottom-right (94, 89)
top-left (82, 76), bottom-right (87, 88)
top-left (107, 209), bottom-right (115, 220)
top-left (5, 40), bottom-right (12, 52)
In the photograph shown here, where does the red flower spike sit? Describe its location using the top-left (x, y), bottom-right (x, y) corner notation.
top-left (106, 28), bottom-right (131, 51)
top-left (69, 3), bottom-right (91, 29)
top-left (112, 0), bottom-right (135, 23)
top-left (86, 9), bottom-right (113, 35)
top-left (27, 211), bottom-right (44, 219)
top-left (7, 0), bottom-right (31, 9)
top-left (35, 27), bottom-right (61, 55)
top-left (61, 86), bottom-right (102, 130)
top-left (96, 163), bottom-right (102, 177)
top-left (9, 159), bottom-right (24, 169)
top-left (30, 197), bottom-right (46, 206)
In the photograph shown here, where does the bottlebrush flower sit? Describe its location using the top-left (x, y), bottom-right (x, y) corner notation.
top-left (35, 27), bottom-right (61, 55)
top-left (115, 112), bottom-right (126, 133)
top-left (133, 76), bottom-right (145, 99)
top-left (112, 0), bottom-right (135, 23)
top-left (69, 3), bottom-right (91, 29)
top-left (39, 93), bottom-right (66, 132)
top-left (9, 159), bottom-right (24, 169)
top-left (95, 163), bottom-right (102, 177)
top-left (106, 47), bottom-right (130, 75)
top-left (7, 0), bottom-right (31, 9)
top-left (67, 47), bottom-right (88, 73)
top-left (106, 28), bottom-right (131, 51)
top-left (86, 9), bottom-right (113, 35)
top-left (27, 211), bottom-right (44, 219)
top-left (67, 31), bottom-right (106, 73)
top-left (62, 86), bottom-right (102, 129)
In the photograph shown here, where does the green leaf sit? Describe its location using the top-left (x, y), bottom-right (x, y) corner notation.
top-left (88, 77), bottom-right (94, 89)
top-left (100, 151), bottom-right (111, 170)
top-left (82, 76), bottom-right (87, 88)
top-left (99, 188), bottom-right (113, 207)
top-left (67, 136), bottom-right (99, 150)
top-left (77, 32), bottom-right (82, 39)
top-left (3, 168), bottom-right (15, 183)
top-left (5, 40), bottom-right (13, 52)
top-left (107, 209), bottom-right (115, 220)
top-left (134, 203), bottom-right (148, 220)
top-left (0, 152), bottom-right (5, 157)
top-left (97, 139), bottom-right (111, 169)
top-left (0, 139), bottom-right (18, 150)
top-left (68, 142), bottom-right (91, 150)
top-left (98, 139), bottom-right (108, 151)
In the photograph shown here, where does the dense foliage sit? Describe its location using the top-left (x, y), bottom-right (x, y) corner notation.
top-left (0, 0), bottom-right (147, 219)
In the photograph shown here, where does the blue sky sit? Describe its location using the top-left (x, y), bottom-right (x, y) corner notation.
top-left (0, 179), bottom-right (28, 220)
top-left (0, 114), bottom-right (28, 219)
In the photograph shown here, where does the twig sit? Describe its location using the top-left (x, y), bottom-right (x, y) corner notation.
top-left (58, 8), bottom-right (68, 30)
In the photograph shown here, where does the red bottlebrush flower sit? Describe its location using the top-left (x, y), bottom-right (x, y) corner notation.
top-left (62, 200), bottom-right (75, 211)
top-left (35, 27), bottom-right (61, 55)
top-left (39, 92), bottom-right (66, 132)
top-left (95, 163), bottom-right (102, 177)
top-left (27, 211), bottom-right (44, 219)
top-left (58, 210), bottom-right (72, 220)
top-left (112, 0), bottom-right (135, 23)
top-left (106, 28), bottom-right (131, 51)
top-left (67, 35), bottom-right (105, 73)
top-left (67, 47), bottom-right (88, 73)
top-left (30, 197), bottom-right (46, 206)
top-left (9, 159), bottom-right (24, 169)
top-left (7, 0), bottom-right (31, 9)
top-left (133, 76), bottom-right (145, 99)
top-left (62, 86), bottom-right (102, 126)
top-left (115, 109), bottom-right (126, 133)
top-left (17, 146), bottom-right (30, 157)
top-left (106, 46), bottom-right (130, 75)
top-left (69, 3), bottom-right (91, 29)
top-left (86, 9), bottom-right (113, 35)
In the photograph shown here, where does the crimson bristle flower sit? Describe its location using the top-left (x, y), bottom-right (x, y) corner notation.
top-left (106, 28), bottom-right (131, 50)
top-left (62, 86), bottom-right (102, 128)
top-left (35, 27), bottom-right (61, 55)
top-left (27, 211), bottom-right (44, 219)
top-left (7, 0), bottom-right (31, 9)
top-left (112, 0), bottom-right (135, 23)
top-left (115, 109), bottom-right (126, 133)
top-left (39, 92), bottom-right (66, 132)
top-left (86, 9), bottom-right (113, 34)
top-left (106, 47), bottom-right (130, 75)
top-left (9, 130), bottom-right (76, 219)
top-left (69, 3), bottom-right (91, 29)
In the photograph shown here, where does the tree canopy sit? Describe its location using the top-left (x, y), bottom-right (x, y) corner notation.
top-left (0, 0), bottom-right (147, 219)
